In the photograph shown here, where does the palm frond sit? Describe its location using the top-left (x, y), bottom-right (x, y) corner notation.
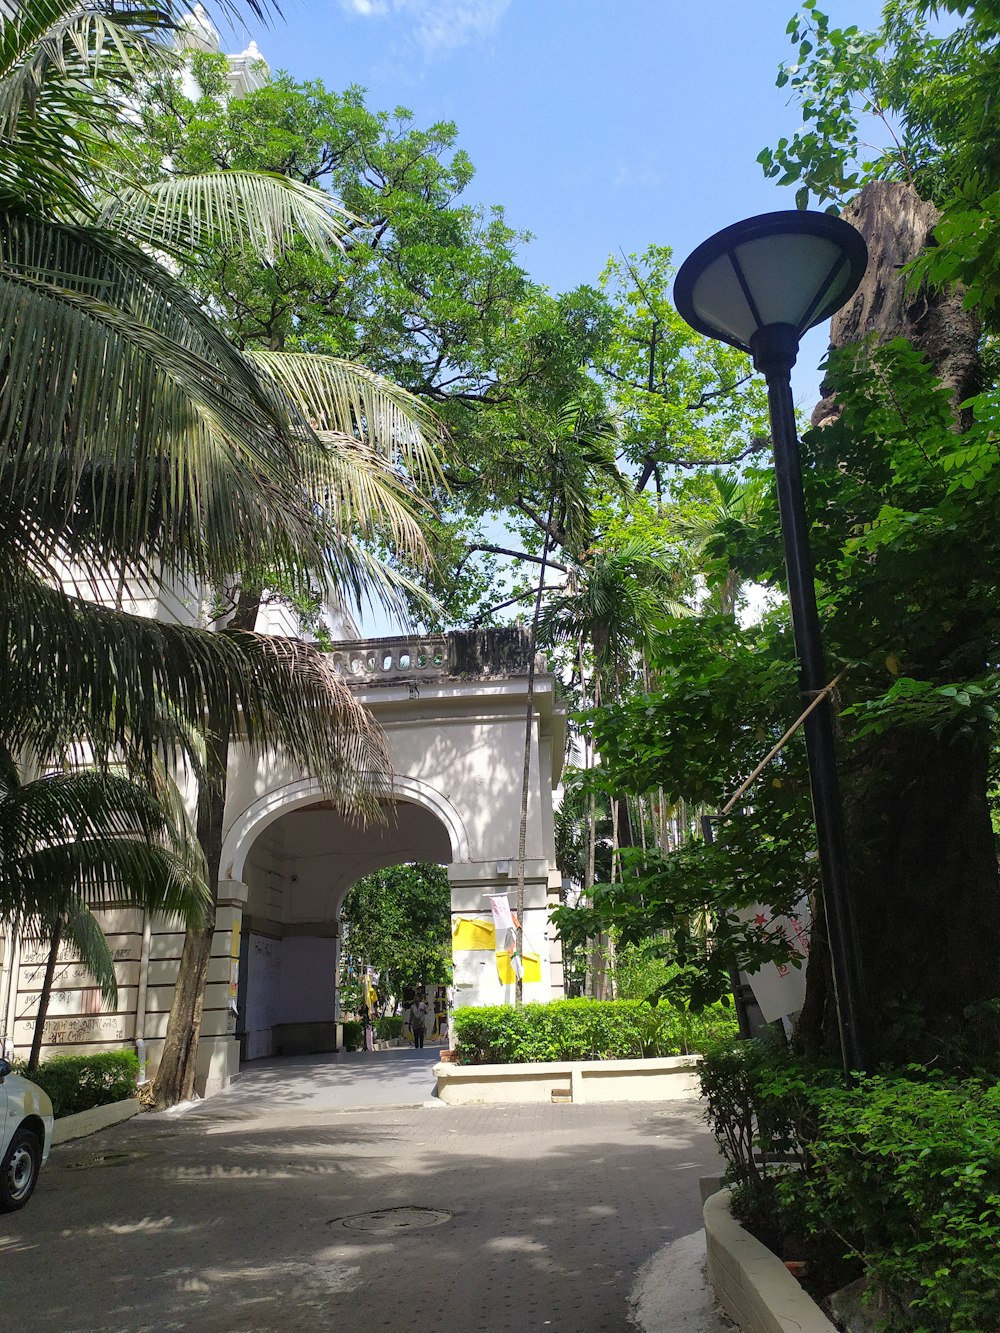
top-left (250, 350), bottom-right (448, 579)
top-left (0, 214), bottom-right (337, 587)
top-left (1, 571), bottom-right (392, 819)
top-left (250, 351), bottom-right (447, 487)
top-left (102, 173), bottom-right (357, 264)
top-left (0, 1), bottom-right (176, 214)
top-left (62, 901), bottom-right (118, 1006)
top-left (0, 763), bottom-right (209, 929)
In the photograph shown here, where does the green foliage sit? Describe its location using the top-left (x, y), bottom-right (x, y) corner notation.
top-left (760, 1), bottom-right (992, 209)
top-left (592, 246), bottom-right (771, 484)
top-left (700, 1038), bottom-right (1000, 1331)
top-left (340, 862), bottom-right (452, 1000)
top-left (374, 1016), bottom-right (404, 1040)
top-left (341, 1020), bottom-right (364, 1052)
top-left (451, 998), bottom-right (737, 1065)
top-left (552, 613), bottom-right (813, 1009)
top-left (15, 1050), bottom-right (139, 1118)
top-left (774, 1073), bottom-right (1000, 1332)
top-left (763, 3), bottom-right (1000, 335)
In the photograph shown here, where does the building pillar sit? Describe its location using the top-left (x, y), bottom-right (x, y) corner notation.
top-left (193, 879), bottom-right (247, 1097)
top-left (448, 860), bottom-right (560, 1009)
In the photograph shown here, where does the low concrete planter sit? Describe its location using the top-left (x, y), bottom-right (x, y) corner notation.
top-left (434, 1054), bottom-right (700, 1105)
top-left (53, 1098), bottom-right (140, 1145)
top-left (704, 1187), bottom-right (836, 1333)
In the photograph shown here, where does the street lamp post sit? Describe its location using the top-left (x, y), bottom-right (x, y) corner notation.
top-left (674, 211), bottom-right (869, 1075)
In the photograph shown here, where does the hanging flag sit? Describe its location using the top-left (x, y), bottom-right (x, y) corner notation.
top-left (488, 893), bottom-right (514, 935)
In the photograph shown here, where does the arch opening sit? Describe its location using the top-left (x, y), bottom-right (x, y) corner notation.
top-left (236, 796), bottom-right (452, 1062)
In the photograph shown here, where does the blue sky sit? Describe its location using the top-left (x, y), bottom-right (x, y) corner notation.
top-left (227, 0), bottom-right (888, 407)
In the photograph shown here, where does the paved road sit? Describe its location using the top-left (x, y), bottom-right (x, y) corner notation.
top-left (2, 1051), bottom-right (727, 1332)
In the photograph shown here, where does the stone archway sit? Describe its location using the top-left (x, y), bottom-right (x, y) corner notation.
top-left (235, 791), bottom-right (456, 1061)
top-left (0, 629), bottom-right (568, 1096)
top-left (220, 773), bottom-right (470, 885)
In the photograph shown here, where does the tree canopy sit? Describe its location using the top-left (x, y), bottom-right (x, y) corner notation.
top-left (340, 862), bottom-right (452, 1003)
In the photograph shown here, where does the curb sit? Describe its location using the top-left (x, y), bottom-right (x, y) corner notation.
top-left (53, 1098), bottom-right (140, 1145)
top-left (704, 1188), bottom-right (836, 1333)
top-left (434, 1054), bottom-right (701, 1105)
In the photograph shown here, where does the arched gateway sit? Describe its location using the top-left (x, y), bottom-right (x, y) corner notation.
top-left (0, 630), bottom-right (567, 1095)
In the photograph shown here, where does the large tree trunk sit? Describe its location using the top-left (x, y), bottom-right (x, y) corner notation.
top-left (798, 181), bottom-right (998, 1063)
top-left (152, 591), bottom-right (259, 1107)
top-left (812, 181), bottom-right (980, 428)
top-left (845, 727), bottom-right (999, 1060)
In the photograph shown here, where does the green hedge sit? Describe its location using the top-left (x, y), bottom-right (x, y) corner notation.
top-left (375, 1016), bottom-right (404, 1040)
top-left (451, 998), bottom-right (737, 1064)
top-left (699, 1038), bottom-right (1000, 1333)
top-left (16, 1051), bottom-right (139, 1119)
top-left (342, 1020), bottom-right (364, 1052)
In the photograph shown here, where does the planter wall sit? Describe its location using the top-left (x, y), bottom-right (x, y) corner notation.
top-left (703, 1187), bottom-right (837, 1333)
top-left (434, 1054), bottom-right (700, 1105)
top-left (53, 1097), bottom-right (140, 1145)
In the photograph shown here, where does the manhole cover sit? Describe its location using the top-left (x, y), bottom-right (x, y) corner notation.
top-left (329, 1206), bottom-right (452, 1233)
top-left (64, 1151), bottom-right (145, 1170)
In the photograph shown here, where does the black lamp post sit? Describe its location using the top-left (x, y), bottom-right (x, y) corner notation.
top-left (674, 211), bottom-right (869, 1075)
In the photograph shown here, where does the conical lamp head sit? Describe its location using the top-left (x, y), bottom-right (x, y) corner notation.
top-left (674, 211), bottom-right (868, 353)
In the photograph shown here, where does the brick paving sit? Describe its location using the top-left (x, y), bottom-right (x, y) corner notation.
top-left (1, 1052), bottom-right (724, 1332)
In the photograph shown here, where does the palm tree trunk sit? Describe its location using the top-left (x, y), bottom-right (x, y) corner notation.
top-left (153, 589), bottom-right (259, 1107)
top-left (152, 719), bottom-right (227, 1106)
top-left (28, 912), bottom-right (63, 1072)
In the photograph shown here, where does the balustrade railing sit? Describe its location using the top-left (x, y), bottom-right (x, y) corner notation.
top-left (328, 628), bottom-right (539, 685)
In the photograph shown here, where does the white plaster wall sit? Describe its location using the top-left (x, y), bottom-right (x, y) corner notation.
top-left (220, 678), bottom-right (560, 883)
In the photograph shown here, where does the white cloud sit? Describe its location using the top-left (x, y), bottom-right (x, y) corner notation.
top-left (342, 0), bottom-right (389, 14)
top-left (339, 0), bottom-right (511, 57)
top-left (611, 157), bottom-right (663, 191)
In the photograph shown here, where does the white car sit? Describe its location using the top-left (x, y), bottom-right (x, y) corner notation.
top-left (0, 1057), bottom-right (54, 1212)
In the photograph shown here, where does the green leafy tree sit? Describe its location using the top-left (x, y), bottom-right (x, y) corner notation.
top-left (0, 751), bottom-right (208, 1069)
top-left (592, 246), bottom-right (772, 492)
top-left (340, 863), bottom-right (452, 1002)
top-left (553, 613), bottom-right (811, 1011)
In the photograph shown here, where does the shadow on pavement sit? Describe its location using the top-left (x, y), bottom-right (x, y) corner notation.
top-left (5, 1097), bottom-right (721, 1333)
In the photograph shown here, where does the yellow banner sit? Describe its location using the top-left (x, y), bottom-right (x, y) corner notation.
top-left (452, 917), bottom-right (496, 952)
top-left (496, 951), bottom-right (542, 985)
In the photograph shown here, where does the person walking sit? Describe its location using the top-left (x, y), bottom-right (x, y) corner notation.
top-left (408, 993), bottom-right (429, 1050)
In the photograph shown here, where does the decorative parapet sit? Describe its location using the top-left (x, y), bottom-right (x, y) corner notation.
top-left (329, 627), bottom-right (543, 685)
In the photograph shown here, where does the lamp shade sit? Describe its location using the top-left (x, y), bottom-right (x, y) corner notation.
top-left (673, 211), bottom-right (868, 353)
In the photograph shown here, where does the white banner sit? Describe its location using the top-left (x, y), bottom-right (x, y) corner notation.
top-left (488, 893), bottom-right (516, 953)
top-left (738, 901), bottom-right (811, 1022)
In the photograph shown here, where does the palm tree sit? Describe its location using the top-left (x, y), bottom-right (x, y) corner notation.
top-left (0, 0), bottom-right (447, 1100)
top-left (0, 749), bottom-right (209, 1068)
top-left (672, 470), bottom-right (767, 616)
top-left (492, 394), bottom-right (628, 1002)
top-left (539, 537), bottom-right (687, 997)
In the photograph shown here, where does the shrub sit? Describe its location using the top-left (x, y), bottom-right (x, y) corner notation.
top-left (452, 997), bottom-right (737, 1065)
top-left (699, 1038), bottom-right (1000, 1332)
top-left (342, 1020), bottom-right (364, 1052)
top-left (775, 1072), bottom-right (1000, 1333)
top-left (374, 1016), bottom-right (404, 1040)
top-left (16, 1050), bottom-right (139, 1118)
